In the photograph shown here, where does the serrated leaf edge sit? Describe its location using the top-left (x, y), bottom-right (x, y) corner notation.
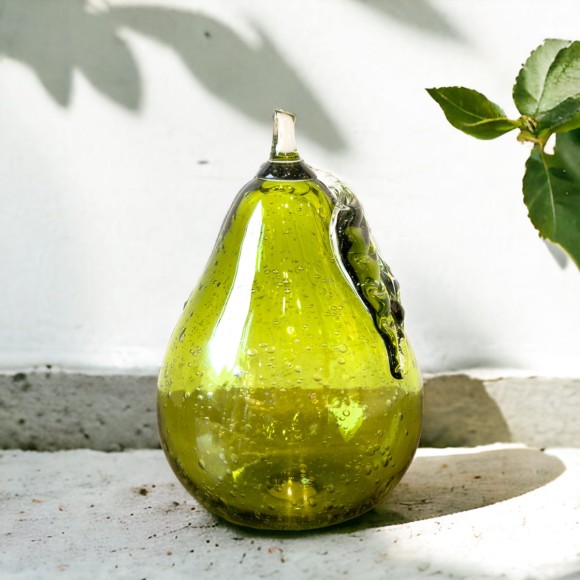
top-left (535, 42), bottom-right (580, 116)
top-left (536, 93), bottom-right (580, 132)
top-left (513, 38), bottom-right (572, 116)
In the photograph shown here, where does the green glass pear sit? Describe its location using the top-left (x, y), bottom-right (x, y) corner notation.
top-left (158, 110), bottom-right (422, 530)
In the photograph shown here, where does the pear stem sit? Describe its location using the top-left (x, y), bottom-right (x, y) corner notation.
top-left (271, 110), bottom-right (300, 161)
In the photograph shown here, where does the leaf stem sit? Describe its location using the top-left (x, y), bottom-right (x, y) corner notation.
top-left (515, 115), bottom-right (554, 149)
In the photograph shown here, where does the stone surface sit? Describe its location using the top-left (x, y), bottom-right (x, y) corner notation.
top-left (421, 374), bottom-right (580, 448)
top-left (485, 377), bottom-right (580, 448)
top-left (420, 374), bottom-right (511, 447)
top-left (1, 372), bottom-right (579, 451)
top-left (0, 372), bottom-right (159, 451)
top-left (1, 446), bottom-right (579, 579)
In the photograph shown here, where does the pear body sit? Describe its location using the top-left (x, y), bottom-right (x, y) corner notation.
top-left (158, 176), bottom-right (422, 530)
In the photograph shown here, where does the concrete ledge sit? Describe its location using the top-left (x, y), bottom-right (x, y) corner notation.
top-left (0, 372), bottom-right (579, 450)
top-left (0, 372), bottom-right (158, 451)
top-left (421, 374), bottom-right (580, 448)
top-left (2, 446), bottom-right (579, 579)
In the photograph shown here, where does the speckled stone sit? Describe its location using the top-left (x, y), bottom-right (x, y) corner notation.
top-left (0, 372), bottom-right (159, 451)
top-left (1, 446), bottom-right (579, 579)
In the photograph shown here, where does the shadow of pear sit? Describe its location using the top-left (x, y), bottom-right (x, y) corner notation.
top-left (421, 375), bottom-right (513, 448)
top-left (342, 447), bottom-right (566, 530)
top-left (215, 447), bottom-right (565, 539)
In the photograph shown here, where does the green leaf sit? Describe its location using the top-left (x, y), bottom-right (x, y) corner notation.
top-left (513, 39), bottom-right (572, 116)
top-left (536, 94), bottom-right (580, 133)
top-left (536, 42), bottom-right (580, 115)
top-left (523, 129), bottom-right (580, 268)
top-left (426, 87), bottom-right (519, 139)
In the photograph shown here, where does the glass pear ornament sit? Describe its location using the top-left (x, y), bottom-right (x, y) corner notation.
top-left (158, 110), bottom-right (422, 530)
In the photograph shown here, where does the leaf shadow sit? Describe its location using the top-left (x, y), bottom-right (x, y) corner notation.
top-left (0, 0), bottom-right (346, 151)
top-left (353, 0), bottom-right (466, 42)
top-left (109, 5), bottom-right (346, 150)
top-left (0, 0), bottom-right (140, 107)
top-left (544, 239), bottom-right (570, 269)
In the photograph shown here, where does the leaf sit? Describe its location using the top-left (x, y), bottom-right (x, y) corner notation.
top-left (523, 129), bottom-right (580, 268)
top-left (535, 41), bottom-right (580, 115)
top-left (513, 39), bottom-right (572, 116)
top-left (536, 94), bottom-right (580, 133)
top-left (426, 87), bottom-right (519, 139)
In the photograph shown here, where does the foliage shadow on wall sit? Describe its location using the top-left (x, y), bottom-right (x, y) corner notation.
top-left (354, 0), bottom-right (465, 41)
top-left (0, 0), bottom-right (345, 150)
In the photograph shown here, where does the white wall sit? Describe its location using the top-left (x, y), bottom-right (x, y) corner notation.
top-left (1, 0), bottom-right (579, 375)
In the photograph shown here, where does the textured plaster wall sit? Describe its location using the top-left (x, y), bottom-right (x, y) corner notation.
top-left (1, 0), bottom-right (580, 374)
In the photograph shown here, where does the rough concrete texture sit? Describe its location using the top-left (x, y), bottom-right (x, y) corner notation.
top-left (420, 374), bottom-right (580, 448)
top-left (0, 372), bottom-right (159, 451)
top-left (420, 374), bottom-right (512, 447)
top-left (1, 372), bottom-right (579, 451)
top-left (1, 446), bottom-right (579, 579)
top-left (485, 377), bottom-right (580, 448)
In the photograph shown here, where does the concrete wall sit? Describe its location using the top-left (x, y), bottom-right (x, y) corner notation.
top-left (2, 0), bottom-right (580, 375)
